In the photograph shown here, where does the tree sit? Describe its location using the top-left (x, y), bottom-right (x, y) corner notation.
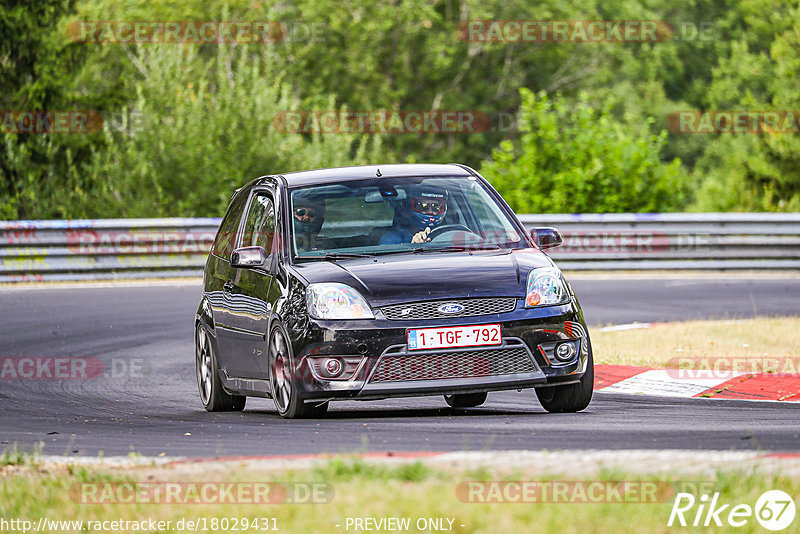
top-left (692, 0), bottom-right (800, 211)
top-left (0, 0), bottom-right (79, 219)
top-left (71, 44), bottom-right (383, 217)
top-left (480, 88), bottom-right (685, 213)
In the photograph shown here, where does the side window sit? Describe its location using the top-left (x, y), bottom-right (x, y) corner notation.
top-left (240, 192), bottom-right (276, 252)
top-left (212, 190), bottom-right (248, 258)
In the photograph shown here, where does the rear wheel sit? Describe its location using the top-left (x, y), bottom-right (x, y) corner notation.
top-left (444, 392), bottom-right (487, 408)
top-left (268, 325), bottom-right (328, 419)
top-left (536, 342), bottom-right (594, 413)
top-left (195, 324), bottom-right (246, 412)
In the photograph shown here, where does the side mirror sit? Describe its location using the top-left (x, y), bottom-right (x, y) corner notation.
top-left (531, 227), bottom-right (563, 250)
top-left (230, 246), bottom-right (267, 268)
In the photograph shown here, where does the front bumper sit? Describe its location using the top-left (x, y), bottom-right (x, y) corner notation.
top-left (290, 300), bottom-right (590, 402)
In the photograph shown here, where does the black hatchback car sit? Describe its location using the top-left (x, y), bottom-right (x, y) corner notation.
top-left (195, 164), bottom-right (593, 418)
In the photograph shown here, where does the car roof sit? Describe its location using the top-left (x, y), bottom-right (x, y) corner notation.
top-left (265, 163), bottom-right (475, 188)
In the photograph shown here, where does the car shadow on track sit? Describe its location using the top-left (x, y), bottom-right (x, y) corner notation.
top-left (240, 406), bottom-right (544, 420)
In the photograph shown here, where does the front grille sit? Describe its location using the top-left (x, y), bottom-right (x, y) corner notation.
top-left (381, 298), bottom-right (517, 321)
top-left (370, 347), bottom-right (535, 383)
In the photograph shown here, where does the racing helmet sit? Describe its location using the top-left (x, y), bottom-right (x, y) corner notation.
top-left (292, 192), bottom-right (326, 235)
top-left (398, 185), bottom-right (447, 231)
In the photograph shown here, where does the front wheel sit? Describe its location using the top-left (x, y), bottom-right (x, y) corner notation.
top-left (535, 342), bottom-right (594, 413)
top-left (444, 392), bottom-right (487, 408)
top-left (195, 324), bottom-right (246, 412)
top-left (268, 325), bottom-right (328, 419)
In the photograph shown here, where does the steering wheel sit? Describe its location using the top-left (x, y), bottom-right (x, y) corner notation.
top-left (427, 223), bottom-right (476, 241)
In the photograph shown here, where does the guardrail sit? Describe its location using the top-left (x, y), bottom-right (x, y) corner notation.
top-left (519, 213), bottom-right (800, 271)
top-left (0, 218), bottom-right (219, 283)
top-left (1, 213), bottom-right (798, 282)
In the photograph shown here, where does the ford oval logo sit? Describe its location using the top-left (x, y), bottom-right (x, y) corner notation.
top-left (438, 303), bottom-right (464, 314)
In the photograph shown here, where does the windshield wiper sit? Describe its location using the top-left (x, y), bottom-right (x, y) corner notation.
top-left (414, 244), bottom-right (503, 253)
top-left (322, 252), bottom-right (373, 260)
top-left (368, 244), bottom-right (504, 257)
top-left (294, 252), bottom-right (373, 261)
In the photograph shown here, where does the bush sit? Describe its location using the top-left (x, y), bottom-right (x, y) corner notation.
top-left (70, 44), bottom-right (383, 218)
top-left (480, 88), bottom-right (686, 214)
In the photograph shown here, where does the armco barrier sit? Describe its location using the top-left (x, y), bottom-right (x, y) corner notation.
top-left (0, 218), bottom-right (220, 283)
top-left (1, 213), bottom-right (798, 282)
top-left (519, 213), bottom-right (800, 271)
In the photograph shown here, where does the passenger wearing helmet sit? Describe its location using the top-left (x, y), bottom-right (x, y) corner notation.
top-left (379, 188), bottom-right (447, 245)
top-left (292, 194), bottom-right (329, 252)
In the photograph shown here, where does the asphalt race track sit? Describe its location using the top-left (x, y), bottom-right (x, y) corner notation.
top-left (1, 277), bottom-right (799, 457)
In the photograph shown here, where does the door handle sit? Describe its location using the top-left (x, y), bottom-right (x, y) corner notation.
top-left (223, 280), bottom-right (235, 293)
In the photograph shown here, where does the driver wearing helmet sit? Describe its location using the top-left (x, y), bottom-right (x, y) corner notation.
top-left (292, 194), bottom-right (329, 252)
top-left (380, 188), bottom-right (447, 245)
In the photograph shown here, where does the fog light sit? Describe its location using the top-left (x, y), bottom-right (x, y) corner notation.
top-left (322, 358), bottom-right (343, 377)
top-left (308, 355), bottom-right (363, 380)
top-left (555, 342), bottom-right (576, 362)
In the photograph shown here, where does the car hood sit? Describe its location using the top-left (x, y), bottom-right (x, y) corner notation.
top-left (290, 249), bottom-right (554, 307)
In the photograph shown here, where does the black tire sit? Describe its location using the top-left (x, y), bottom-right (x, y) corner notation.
top-left (268, 325), bottom-right (328, 419)
top-left (444, 392), bottom-right (488, 408)
top-left (195, 324), bottom-right (246, 412)
top-left (535, 341), bottom-right (594, 413)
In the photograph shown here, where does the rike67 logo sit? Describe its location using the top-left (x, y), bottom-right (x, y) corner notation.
top-left (668, 490), bottom-right (795, 531)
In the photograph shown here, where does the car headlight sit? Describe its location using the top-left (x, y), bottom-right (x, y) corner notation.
top-left (525, 267), bottom-right (569, 307)
top-left (306, 283), bottom-right (375, 319)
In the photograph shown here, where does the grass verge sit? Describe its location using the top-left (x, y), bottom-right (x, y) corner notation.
top-left (592, 316), bottom-right (800, 368)
top-left (1, 455), bottom-right (798, 533)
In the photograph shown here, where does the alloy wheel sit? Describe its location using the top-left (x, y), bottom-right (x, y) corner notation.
top-left (269, 328), bottom-right (292, 414)
top-left (195, 326), bottom-right (213, 405)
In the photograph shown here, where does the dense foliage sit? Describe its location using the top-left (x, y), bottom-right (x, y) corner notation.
top-left (480, 89), bottom-right (684, 213)
top-left (1, 0), bottom-right (798, 218)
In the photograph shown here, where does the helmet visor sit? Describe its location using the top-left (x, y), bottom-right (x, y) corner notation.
top-left (294, 207), bottom-right (318, 219)
top-left (410, 196), bottom-right (446, 216)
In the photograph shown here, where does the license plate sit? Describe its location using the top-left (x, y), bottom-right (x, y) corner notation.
top-left (407, 324), bottom-right (502, 351)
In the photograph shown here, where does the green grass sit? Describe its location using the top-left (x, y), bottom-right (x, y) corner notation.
top-left (1, 456), bottom-right (797, 533)
top-left (593, 317), bottom-right (800, 368)
top-left (311, 457), bottom-right (436, 482)
top-left (1, 442), bottom-right (43, 467)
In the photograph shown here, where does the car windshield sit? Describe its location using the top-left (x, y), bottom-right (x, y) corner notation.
top-left (290, 176), bottom-right (525, 259)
